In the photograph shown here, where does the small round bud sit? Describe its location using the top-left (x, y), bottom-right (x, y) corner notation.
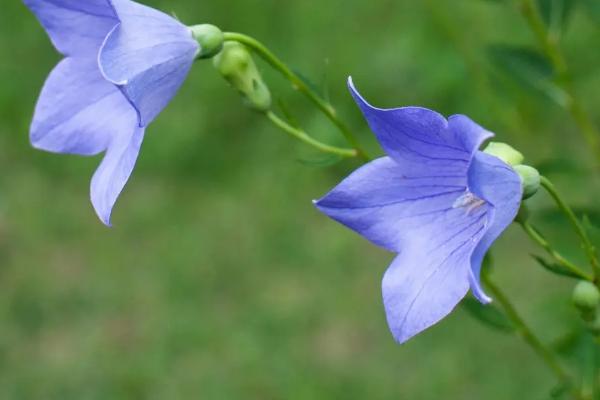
top-left (483, 142), bottom-right (524, 166)
top-left (213, 42), bottom-right (272, 112)
top-left (572, 281), bottom-right (600, 314)
top-left (513, 165), bottom-right (541, 200)
top-left (190, 24), bottom-right (224, 59)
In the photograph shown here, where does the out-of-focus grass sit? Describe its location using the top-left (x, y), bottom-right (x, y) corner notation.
top-left (0, 0), bottom-right (599, 398)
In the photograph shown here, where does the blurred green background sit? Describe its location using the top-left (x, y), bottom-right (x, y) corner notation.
top-left (0, 0), bottom-right (599, 399)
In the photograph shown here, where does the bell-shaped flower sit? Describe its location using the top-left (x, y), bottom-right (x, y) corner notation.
top-left (23, 0), bottom-right (199, 225)
top-left (315, 78), bottom-right (523, 343)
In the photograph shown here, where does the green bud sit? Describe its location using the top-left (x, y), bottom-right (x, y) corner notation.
top-left (483, 142), bottom-right (524, 166)
top-left (572, 281), bottom-right (600, 318)
top-left (213, 42), bottom-right (272, 112)
top-left (190, 24), bottom-right (224, 59)
top-left (513, 165), bottom-right (541, 200)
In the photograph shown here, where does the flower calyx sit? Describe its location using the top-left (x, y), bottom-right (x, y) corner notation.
top-left (190, 24), bottom-right (224, 59)
top-left (483, 142), bottom-right (539, 200)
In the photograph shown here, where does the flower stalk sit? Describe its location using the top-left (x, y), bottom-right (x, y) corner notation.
top-left (265, 111), bottom-right (357, 158)
top-left (517, 0), bottom-right (600, 162)
top-left (483, 273), bottom-right (580, 398)
top-left (222, 32), bottom-right (371, 161)
top-left (517, 220), bottom-right (592, 281)
top-left (539, 176), bottom-right (600, 281)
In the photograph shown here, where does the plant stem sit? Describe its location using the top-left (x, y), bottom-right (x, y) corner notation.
top-left (223, 32), bottom-right (371, 161)
top-left (265, 111), bottom-right (357, 158)
top-left (483, 274), bottom-right (580, 398)
top-left (518, 220), bottom-right (592, 281)
top-left (518, 0), bottom-right (566, 75)
top-left (581, 337), bottom-right (597, 400)
top-left (540, 176), bottom-right (600, 280)
top-left (517, 0), bottom-right (600, 161)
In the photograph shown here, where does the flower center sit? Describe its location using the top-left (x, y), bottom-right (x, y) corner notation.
top-left (452, 190), bottom-right (486, 214)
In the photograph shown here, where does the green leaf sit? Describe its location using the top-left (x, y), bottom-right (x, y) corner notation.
top-left (486, 44), bottom-right (568, 105)
top-left (536, 0), bottom-right (577, 31)
top-left (532, 255), bottom-right (581, 279)
top-left (461, 297), bottom-right (515, 332)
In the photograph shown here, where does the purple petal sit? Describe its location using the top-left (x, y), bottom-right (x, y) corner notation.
top-left (99, 0), bottom-right (199, 126)
top-left (316, 83), bottom-right (521, 342)
top-left (314, 113), bottom-right (498, 254)
top-left (447, 114), bottom-right (495, 156)
top-left (315, 157), bottom-right (470, 252)
top-left (30, 57), bottom-right (135, 156)
top-left (381, 188), bottom-right (491, 343)
top-left (315, 157), bottom-right (492, 343)
top-left (91, 125), bottom-right (145, 226)
top-left (348, 78), bottom-right (493, 174)
top-left (23, 0), bottom-right (118, 56)
top-left (467, 152), bottom-right (522, 303)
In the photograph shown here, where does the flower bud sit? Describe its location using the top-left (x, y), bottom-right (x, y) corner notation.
top-left (572, 281), bottom-right (600, 320)
top-left (190, 24), bottom-right (224, 59)
top-left (483, 142), bottom-right (524, 166)
top-left (213, 42), bottom-right (272, 112)
top-left (513, 165), bottom-right (540, 200)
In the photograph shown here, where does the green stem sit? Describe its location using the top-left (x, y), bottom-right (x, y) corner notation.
top-left (518, 220), bottom-right (592, 281)
top-left (540, 176), bottom-right (600, 280)
top-left (519, 0), bottom-right (567, 75)
top-left (517, 0), bottom-right (600, 161)
top-left (223, 32), bottom-right (371, 161)
top-left (566, 100), bottom-right (600, 164)
top-left (581, 337), bottom-right (597, 400)
top-left (265, 111), bottom-right (357, 158)
top-left (483, 274), bottom-right (579, 397)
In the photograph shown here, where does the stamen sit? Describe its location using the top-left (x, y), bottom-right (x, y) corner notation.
top-left (453, 190), bottom-right (486, 214)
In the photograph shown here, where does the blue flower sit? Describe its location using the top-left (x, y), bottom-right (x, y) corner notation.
top-left (24, 0), bottom-right (200, 225)
top-left (315, 78), bottom-right (523, 343)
